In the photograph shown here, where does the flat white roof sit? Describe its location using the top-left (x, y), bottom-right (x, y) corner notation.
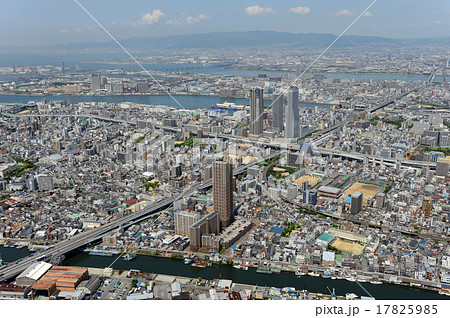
top-left (127, 293), bottom-right (154, 300)
top-left (323, 251), bottom-right (336, 262)
top-left (17, 262), bottom-right (52, 281)
top-left (218, 279), bottom-right (233, 289)
top-left (318, 186), bottom-right (341, 194)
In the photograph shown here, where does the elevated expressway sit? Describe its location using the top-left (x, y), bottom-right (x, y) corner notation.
top-left (0, 152), bottom-right (280, 282)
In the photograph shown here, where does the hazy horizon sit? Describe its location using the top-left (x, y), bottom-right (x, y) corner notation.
top-left (1, 0), bottom-right (449, 47)
top-left (1, 30), bottom-right (450, 50)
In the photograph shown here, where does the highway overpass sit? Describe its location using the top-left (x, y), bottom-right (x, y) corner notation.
top-left (0, 151), bottom-right (281, 282)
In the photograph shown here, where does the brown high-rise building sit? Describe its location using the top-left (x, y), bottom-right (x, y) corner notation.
top-left (213, 160), bottom-right (234, 228)
top-left (422, 197), bottom-right (433, 218)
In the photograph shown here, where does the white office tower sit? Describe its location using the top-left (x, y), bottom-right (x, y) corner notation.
top-left (272, 91), bottom-right (284, 132)
top-left (285, 86), bottom-right (300, 138)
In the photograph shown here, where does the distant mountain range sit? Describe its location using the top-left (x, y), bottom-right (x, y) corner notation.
top-left (9, 31), bottom-right (450, 52)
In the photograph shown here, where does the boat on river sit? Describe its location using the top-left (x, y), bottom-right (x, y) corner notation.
top-left (370, 280), bottom-right (383, 285)
top-left (256, 267), bottom-right (272, 275)
top-left (123, 253), bottom-right (136, 261)
top-left (308, 272), bottom-right (320, 277)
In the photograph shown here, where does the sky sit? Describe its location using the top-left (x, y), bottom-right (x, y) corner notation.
top-left (0, 0), bottom-right (449, 47)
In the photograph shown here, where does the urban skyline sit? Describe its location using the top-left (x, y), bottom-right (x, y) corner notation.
top-left (0, 0), bottom-right (449, 308)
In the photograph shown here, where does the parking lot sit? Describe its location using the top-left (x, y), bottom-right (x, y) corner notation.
top-left (98, 278), bottom-right (131, 300)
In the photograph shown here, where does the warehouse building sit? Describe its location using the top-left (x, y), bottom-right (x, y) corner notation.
top-left (32, 266), bottom-right (89, 298)
top-left (16, 261), bottom-right (52, 286)
top-left (0, 283), bottom-right (30, 299)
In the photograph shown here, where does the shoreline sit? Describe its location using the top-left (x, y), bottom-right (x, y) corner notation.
top-left (0, 93), bottom-right (334, 106)
top-left (79, 245), bottom-right (448, 297)
top-left (92, 266), bottom-right (349, 300)
top-left (1, 244), bottom-right (448, 298)
top-left (225, 68), bottom-right (432, 77)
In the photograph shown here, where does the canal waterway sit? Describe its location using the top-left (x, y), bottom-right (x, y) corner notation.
top-left (61, 252), bottom-right (448, 300)
top-left (0, 246), bottom-right (447, 299)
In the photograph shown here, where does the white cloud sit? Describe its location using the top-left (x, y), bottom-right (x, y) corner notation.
top-left (289, 6), bottom-right (311, 14)
top-left (363, 11), bottom-right (373, 17)
top-left (166, 13), bottom-right (208, 26)
top-left (335, 9), bottom-right (354, 16)
top-left (244, 5), bottom-right (275, 16)
top-left (186, 13), bottom-right (208, 24)
top-left (141, 10), bottom-right (165, 25)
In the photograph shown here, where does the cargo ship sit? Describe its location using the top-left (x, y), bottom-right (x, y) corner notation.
top-left (212, 102), bottom-right (247, 111)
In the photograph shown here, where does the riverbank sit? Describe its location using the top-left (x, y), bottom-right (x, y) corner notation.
top-left (57, 246), bottom-right (448, 300)
top-left (0, 244), bottom-right (447, 299)
top-left (228, 67), bottom-right (432, 77)
top-left (0, 93), bottom-right (332, 110)
top-left (90, 266), bottom-right (350, 300)
top-left (133, 248), bottom-right (447, 295)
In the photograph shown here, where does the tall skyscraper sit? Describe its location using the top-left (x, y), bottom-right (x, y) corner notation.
top-left (285, 86), bottom-right (300, 138)
top-left (301, 180), bottom-right (309, 192)
top-left (272, 91), bottom-right (284, 131)
top-left (91, 74), bottom-right (101, 91)
top-left (213, 160), bottom-right (234, 228)
top-left (308, 189), bottom-right (318, 205)
top-left (249, 88), bottom-right (264, 136)
top-left (350, 191), bottom-right (363, 214)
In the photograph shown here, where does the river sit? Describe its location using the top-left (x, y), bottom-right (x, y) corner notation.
top-left (0, 246), bottom-right (446, 300)
top-left (76, 63), bottom-right (443, 82)
top-left (0, 94), bottom-right (330, 110)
